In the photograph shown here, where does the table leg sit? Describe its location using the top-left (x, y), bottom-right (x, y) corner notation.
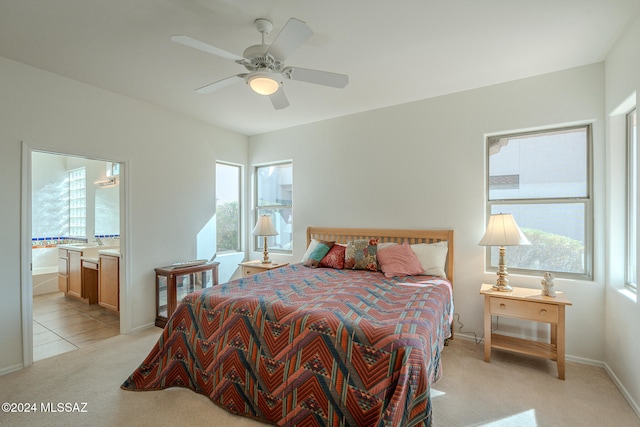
top-left (557, 306), bottom-right (566, 380)
top-left (484, 296), bottom-right (492, 362)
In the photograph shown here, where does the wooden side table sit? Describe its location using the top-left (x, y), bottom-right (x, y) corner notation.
top-left (239, 260), bottom-right (289, 277)
top-left (155, 261), bottom-right (219, 327)
top-left (480, 283), bottom-right (572, 379)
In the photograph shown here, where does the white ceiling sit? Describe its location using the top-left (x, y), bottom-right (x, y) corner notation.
top-left (1, 0), bottom-right (638, 136)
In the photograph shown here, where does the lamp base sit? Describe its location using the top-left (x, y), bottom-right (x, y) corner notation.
top-left (261, 236), bottom-right (272, 264)
top-left (493, 246), bottom-right (512, 291)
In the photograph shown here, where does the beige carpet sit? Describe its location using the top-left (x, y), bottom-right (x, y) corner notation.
top-left (0, 327), bottom-right (638, 427)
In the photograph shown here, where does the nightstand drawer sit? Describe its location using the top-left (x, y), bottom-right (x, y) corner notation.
top-left (243, 266), bottom-right (266, 276)
top-left (490, 298), bottom-right (559, 323)
top-left (239, 261), bottom-right (289, 278)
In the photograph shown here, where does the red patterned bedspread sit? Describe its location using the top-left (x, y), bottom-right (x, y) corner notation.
top-left (122, 264), bottom-right (453, 426)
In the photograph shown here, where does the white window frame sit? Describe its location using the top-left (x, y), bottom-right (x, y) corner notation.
top-left (216, 161), bottom-right (243, 254)
top-left (485, 124), bottom-right (593, 280)
top-left (253, 161), bottom-right (293, 255)
top-left (626, 108), bottom-right (637, 290)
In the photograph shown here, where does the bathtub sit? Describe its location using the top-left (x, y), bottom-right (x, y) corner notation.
top-left (32, 247), bottom-right (60, 295)
top-left (33, 266), bottom-right (59, 295)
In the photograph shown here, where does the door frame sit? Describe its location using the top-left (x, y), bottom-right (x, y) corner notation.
top-left (20, 142), bottom-right (131, 366)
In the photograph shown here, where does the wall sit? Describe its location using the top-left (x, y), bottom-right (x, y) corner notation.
top-left (604, 9), bottom-right (640, 415)
top-left (250, 63), bottom-right (607, 364)
top-left (0, 56), bottom-right (248, 373)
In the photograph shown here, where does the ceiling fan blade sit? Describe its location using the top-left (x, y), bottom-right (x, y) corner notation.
top-left (269, 88), bottom-right (290, 110)
top-left (195, 74), bottom-right (245, 94)
top-left (283, 67), bottom-right (349, 88)
top-left (266, 18), bottom-right (313, 61)
top-left (171, 35), bottom-right (244, 61)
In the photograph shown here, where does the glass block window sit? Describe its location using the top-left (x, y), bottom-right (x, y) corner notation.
top-left (68, 167), bottom-right (86, 238)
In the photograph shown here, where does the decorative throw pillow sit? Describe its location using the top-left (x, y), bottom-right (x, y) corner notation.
top-left (344, 238), bottom-right (379, 271)
top-left (410, 241), bottom-right (448, 278)
top-left (377, 242), bottom-right (425, 278)
top-left (319, 244), bottom-right (346, 269)
top-left (376, 242), bottom-right (397, 269)
top-left (303, 240), bottom-right (335, 268)
top-left (301, 239), bottom-right (319, 264)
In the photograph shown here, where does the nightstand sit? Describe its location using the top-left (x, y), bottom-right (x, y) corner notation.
top-left (239, 260), bottom-right (289, 277)
top-left (480, 283), bottom-right (572, 379)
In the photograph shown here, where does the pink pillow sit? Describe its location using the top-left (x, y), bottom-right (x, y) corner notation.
top-left (377, 242), bottom-right (425, 278)
top-left (319, 244), bottom-right (346, 269)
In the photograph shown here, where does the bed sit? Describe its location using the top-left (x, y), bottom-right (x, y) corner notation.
top-left (122, 227), bottom-right (454, 426)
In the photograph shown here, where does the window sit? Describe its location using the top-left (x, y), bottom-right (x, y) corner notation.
top-left (627, 108), bottom-right (637, 290)
top-left (68, 167), bottom-right (86, 238)
top-left (216, 162), bottom-right (242, 253)
top-left (254, 162), bottom-right (293, 253)
top-left (486, 125), bottom-right (592, 279)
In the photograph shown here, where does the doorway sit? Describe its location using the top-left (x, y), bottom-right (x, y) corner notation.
top-left (22, 145), bottom-right (127, 365)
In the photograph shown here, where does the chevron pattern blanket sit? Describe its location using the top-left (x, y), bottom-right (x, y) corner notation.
top-left (122, 264), bottom-right (453, 426)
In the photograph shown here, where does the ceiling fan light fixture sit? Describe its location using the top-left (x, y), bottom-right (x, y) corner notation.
top-left (247, 72), bottom-right (281, 95)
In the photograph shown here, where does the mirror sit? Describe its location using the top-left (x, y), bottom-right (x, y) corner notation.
top-left (95, 186), bottom-right (120, 236)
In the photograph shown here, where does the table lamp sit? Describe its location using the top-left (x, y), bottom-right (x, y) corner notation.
top-left (479, 213), bottom-right (531, 291)
top-left (252, 215), bottom-right (278, 264)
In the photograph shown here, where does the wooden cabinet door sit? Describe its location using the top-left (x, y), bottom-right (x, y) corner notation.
top-left (67, 250), bottom-right (83, 298)
top-left (99, 255), bottom-right (119, 312)
top-left (58, 249), bottom-right (69, 292)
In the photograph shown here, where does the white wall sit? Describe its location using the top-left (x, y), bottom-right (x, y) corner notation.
top-left (0, 56), bottom-right (248, 373)
top-left (250, 63), bottom-right (607, 364)
top-left (604, 9), bottom-right (640, 415)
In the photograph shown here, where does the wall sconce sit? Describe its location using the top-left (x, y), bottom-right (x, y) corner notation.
top-left (94, 176), bottom-right (118, 187)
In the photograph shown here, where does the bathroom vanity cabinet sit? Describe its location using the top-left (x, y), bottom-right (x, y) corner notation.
top-left (58, 244), bottom-right (120, 307)
top-left (58, 247), bottom-right (97, 304)
top-left (99, 252), bottom-right (120, 312)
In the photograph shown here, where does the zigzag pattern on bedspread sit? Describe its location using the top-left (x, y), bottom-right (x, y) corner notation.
top-left (122, 264), bottom-right (453, 427)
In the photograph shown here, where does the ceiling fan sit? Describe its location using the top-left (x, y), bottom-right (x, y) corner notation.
top-left (171, 18), bottom-right (349, 110)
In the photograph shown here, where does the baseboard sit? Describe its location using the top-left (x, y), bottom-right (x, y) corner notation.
top-left (565, 354), bottom-right (605, 367)
top-left (603, 362), bottom-right (640, 418)
top-left (0, 363), bottom-right (24, 377)
top-left (453, 331), bottom-right (640, 418)
top-left (453, 332), bottom-right (484, 345)
top-left (126, 322), bottom-right (157, 334)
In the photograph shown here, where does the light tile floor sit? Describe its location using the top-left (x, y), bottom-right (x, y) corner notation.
top-left (33, 292), bottom-right (120, 361)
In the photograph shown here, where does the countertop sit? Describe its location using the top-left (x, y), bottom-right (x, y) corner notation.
top-left (98, 248), bottom-right (120, 257)
top-left (59, 244), bottom-right (120, 258)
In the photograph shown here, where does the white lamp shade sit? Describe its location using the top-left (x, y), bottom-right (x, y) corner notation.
top-left (479, 213), bottom-right (531, 246)
top-left (252, 215), bottom-right (278, 236)
top-left (247, 73), bottom-right (280, 96)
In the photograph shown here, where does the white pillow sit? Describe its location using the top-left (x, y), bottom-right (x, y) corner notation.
top-left (377, 242), bottom-right (398, 250)
top-left (301, 239), bottom-right (319, 263)
top-left (410, 241), bottom-right (448, 278)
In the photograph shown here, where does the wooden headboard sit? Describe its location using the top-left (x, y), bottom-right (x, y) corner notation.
top-left (307, 227), bottom-right (454, 285)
